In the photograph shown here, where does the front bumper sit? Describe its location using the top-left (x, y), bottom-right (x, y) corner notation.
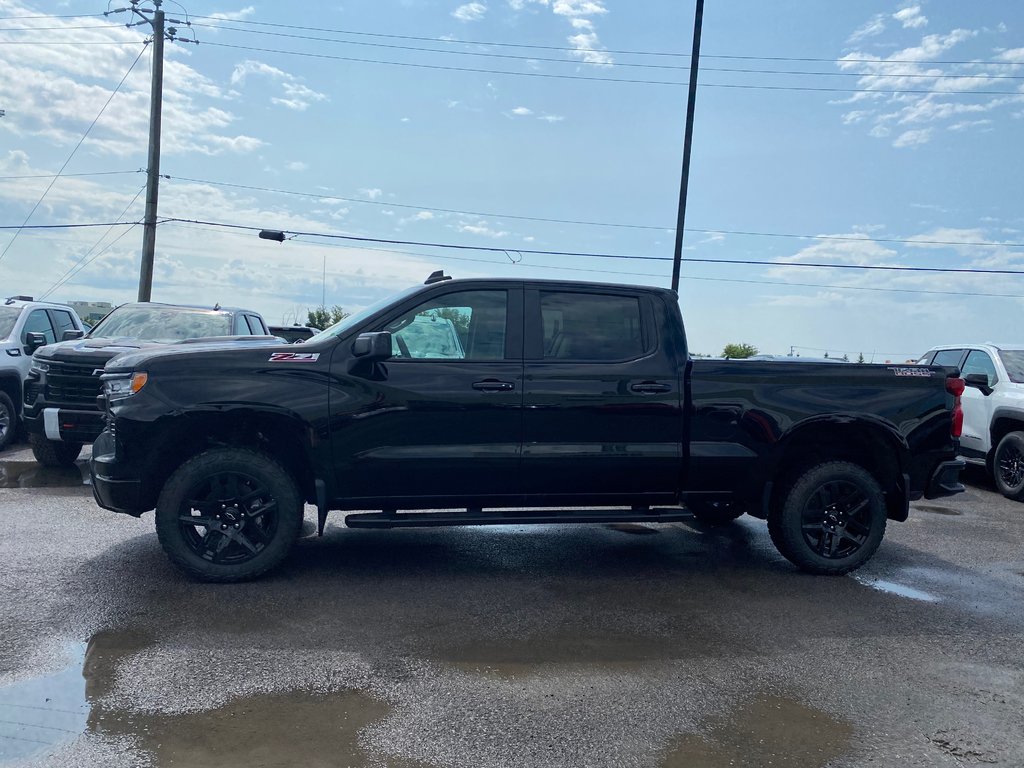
top-left (24, 407), bottom-right (105, 444)
top-left (90, 428), bottom-right (144, 516)
top-left (924, 458), bottom-right (966, 499)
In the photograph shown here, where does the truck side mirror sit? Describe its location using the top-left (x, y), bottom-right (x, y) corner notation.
top-left (62, 329), bottom-right (85, 341)
top-left (963, 372), bottom-right (993, 396)
top-left (352, 332), bottom-right (393, 361)
top-left (24, 331), bottom-right (47, 354)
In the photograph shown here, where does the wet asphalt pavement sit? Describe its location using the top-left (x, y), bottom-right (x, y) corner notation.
top-left (0, 445), bottom-right (1022, 768)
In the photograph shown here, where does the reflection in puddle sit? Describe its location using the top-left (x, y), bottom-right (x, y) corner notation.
top-left (854, 576), bottom-right (939, 602)
top-left (661, 694), bottom-right (853, 768)
top-left (0, 461), bottom-right (90, 489)
top-left (0, 644), bottom-right (88, 763)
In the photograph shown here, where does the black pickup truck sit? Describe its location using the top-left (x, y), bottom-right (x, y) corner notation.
top-left (90, 275), bottom-right (965, 582)
top-left (24, 302), bottom-right (274, 466)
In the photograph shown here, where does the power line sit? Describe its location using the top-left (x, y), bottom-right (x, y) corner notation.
top-left (40, 223), bottom-right (140, 299)
top-left (0, 169), bottom-right (142, 180)
top-left (0, 13), bottom-right (105, 20)
top-left (0, 222), bottom-right (139, 230)
top-left (0, 43), bottom-right (148, 266)
top-left (196, 40), bottom-right (1022, 95)
top-left (187, 14), bottom-right (1024, 67)
top-left (0, 23), bottom-right (121, 30)
top-left (40, 185), bottom-right (147, 300)
top-left (162, 173), bottom-right (1024, 248)
top-left (159, 220), bottom-right (1023, 300)
top-left (188, 21), bottom-right (1024, 80)
top-left (158, 216), bottom-right (1024, 275)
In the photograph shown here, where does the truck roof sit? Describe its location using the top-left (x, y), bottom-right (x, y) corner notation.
top-left (2, 297), bottom-right (80, 311)
top-left (113, 301), bottom-right (263, 315)
top-left (425, 276), bottom-right (678, 298)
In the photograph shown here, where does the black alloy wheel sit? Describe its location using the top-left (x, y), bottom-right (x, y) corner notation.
top-left (993, 431), bottom-right (1024, 501)
top-left (768, 461), bottom-right (887, 575)
top-left (155, 448), bottom-right (303, 582)
top-left (0, 392), bottom-right (14, 451)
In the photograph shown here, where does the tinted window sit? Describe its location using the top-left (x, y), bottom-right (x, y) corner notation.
top-left (0, 307), bottom-right (19, 340)
top-left (383, 290), bottom-right (507, 360)
top-left (90, 306), bottom-right (233, 342)
top-left (234, 314), bottom-right (249, 335)
top-left (932, 349), bottom-right (965, 368)
top-left (249, 316), bottom-right (267, 334)
top-left (961, 350), bottom-right (998, 385)
top-left (541, 292), bottom-right (643, 361)
top-left (999, 351), bottom-right (1024, 384)
top-left (51, 310), bottom-right (77, 337)
top-left (22, 309), bottom-right (55, 345)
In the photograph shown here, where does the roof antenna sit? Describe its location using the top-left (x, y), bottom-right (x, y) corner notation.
top-left (424, 270), bottom-right (452, 285)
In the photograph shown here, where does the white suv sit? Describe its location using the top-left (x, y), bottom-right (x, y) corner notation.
top-left (918, 344), bottom-right (1024, 500)
top-left (0, 296), bottom-right (88, 451)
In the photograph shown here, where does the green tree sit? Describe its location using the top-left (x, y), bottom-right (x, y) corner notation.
top-left (307, 305), bottom-right (350, 329)
top-left (429, 307), bottom-right (471, 347)
top-left (722, 342), bottom-right (759, 359)
top-left (842, 354), bottom-right (850, 362)
top-left (857, 352), bottom-right (865, 364)
top-left (823, 351), bottom-right (830, 359)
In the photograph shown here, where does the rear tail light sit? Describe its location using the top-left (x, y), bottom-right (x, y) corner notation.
top-left (946, 376), bottom-right (965, 438)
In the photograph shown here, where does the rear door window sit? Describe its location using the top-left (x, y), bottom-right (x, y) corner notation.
top-left (50, 310), bottom-right (78, 338)
top-left (961, 350), bottom-right (998, 385)
top-left (539, 292), bottom-right (645, 361)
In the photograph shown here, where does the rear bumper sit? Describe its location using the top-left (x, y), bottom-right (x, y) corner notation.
top-left (24, 407), bottom-right (105, 444)
top-left (90, 428), bottom-right (144, 516)
top-left (924, 458), bottom-right (966, 499)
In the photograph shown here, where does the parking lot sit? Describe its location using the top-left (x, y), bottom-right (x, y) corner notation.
top-left (1, 445), bottom-right (1022, 768)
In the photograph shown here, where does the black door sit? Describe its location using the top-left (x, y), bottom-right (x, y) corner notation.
top-left (521, 288), bottom-right (683, 505)
top-left (331, 286), bottom-right (524, 506)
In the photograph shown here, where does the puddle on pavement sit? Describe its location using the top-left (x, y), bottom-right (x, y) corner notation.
top-left (854, 576), bottom-right (939, 602)
top-left (661, 694), bottom-right (853, 768)
top-left (0, 461), bottom-right (90, 489)
top-left (0, 643), bottom-right (89, 764)
top-left (914, 504), bottom-right (962, 516)
top-left (606, 523), bottom-right (660, 535)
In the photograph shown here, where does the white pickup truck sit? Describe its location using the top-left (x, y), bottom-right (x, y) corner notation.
top-left (918, 344), bottom-right (1024, 500)
top-left (0, 296), bottom-right (88, 451)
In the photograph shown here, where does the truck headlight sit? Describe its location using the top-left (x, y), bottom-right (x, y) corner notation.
top-left (31, 362), bottom-right (49, 374)
top-left (104, 372), bottom-right (148, 398)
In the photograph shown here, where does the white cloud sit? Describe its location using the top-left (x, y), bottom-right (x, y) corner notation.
top-left (848, 13), bottom-right (887, 43)
top-left (457, 221), bottom-right (509, 238)
top-left (360, 188), bottom-right (383, 200)
top-left (452, 2), bottom-right (487, 22)
top-left (538, 114), bottom-right (565, 123)
top-left (509, 0), bottom-right (612, 65)
top-left (208, 6), bottom-right (256, 22)
top-left (893, 5), bottom-right (927, 29)
top-left (230, 59), bottom-right (327, 111)
top-left (286, 161), bottom-right (308, 171)
top-left (413, 211), bottom-right (434, 221)
top-left (511, 106), bottom-right (533, 116)
top-left (892, 128), bottom-right (932, 148)
top-left (948, 119), bottom-right (992, 131)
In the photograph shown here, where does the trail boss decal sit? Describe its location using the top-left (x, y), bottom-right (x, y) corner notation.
top-left (888, 367), bottom-right (932, 377)
top-left (268, 352), bottom-right (320, 363)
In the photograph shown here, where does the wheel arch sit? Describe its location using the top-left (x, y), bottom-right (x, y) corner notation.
top-left (767, 416), bottom-right (911, 522)
top-left (0, 370), bottom-right (23, 416)
top-left (137, 408), bottom-right (318, 510)
top-left (989, 409), bottom-right (1024, 470)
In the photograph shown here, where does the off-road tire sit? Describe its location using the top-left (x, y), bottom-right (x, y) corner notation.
top-left (29, 432), bottom-right (83, 466)
top-left (993, 431), bottom-right (1024, 502)
top-left (687, 498), bottom-right (745, 526)
top-left (0, 393), bottom-right (16, 452)
top-left (768, 461), bottom-right (887, 575)
top-left (155, 447), bottom-right (303, 583)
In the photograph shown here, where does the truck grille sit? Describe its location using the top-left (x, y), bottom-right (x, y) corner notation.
top-left (45, 362), bottom-right (103, 407)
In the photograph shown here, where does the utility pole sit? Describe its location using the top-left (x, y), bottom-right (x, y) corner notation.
top-left (138, 2), bottom-right (164, 302)
top-left (106, 1), bottom-right (196, 302)
top-left (670, 0), bottom-right (705, 294)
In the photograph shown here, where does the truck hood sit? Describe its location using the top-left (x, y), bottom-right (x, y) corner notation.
top-left (36, 336), bottom-right (283, 369)
top-left (105, 336), bottom-right (290, 372)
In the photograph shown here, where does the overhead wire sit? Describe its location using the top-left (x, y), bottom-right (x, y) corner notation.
top-left (0, 169), bottom-right (143, 180)
top-left (0, 42), bottom-right (148, 266)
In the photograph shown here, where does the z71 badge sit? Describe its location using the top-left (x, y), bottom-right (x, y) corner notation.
top-left (268, 352), bottom-right (320, 362)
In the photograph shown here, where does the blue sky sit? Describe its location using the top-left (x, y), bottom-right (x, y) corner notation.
top-left (0, 0), bottom-right (1022, 359)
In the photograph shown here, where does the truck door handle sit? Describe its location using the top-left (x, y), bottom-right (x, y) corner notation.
top-left (631, 381), bottom-right (671, 394)
top-left (472, 379), bottom-right (515, 392)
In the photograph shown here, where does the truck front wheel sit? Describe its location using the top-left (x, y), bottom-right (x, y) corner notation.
top-left (29, 432), bottom-right (83, 466)
top-left (767, 461), bottom-right (887, 575)
top-left (993, 431), bottom-right (1024, 501)
top-left (0, 393), bottom-right (16, 451)
top-left (155, 448), bottom-right (304, 583)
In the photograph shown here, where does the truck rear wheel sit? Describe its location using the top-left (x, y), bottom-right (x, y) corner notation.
top-left (768, 461), bottom-right (887, 575)
top-left (993, 431), bottom-right (1024, 501)
top-left (0, 393), bottom-right (16, 451)
top-left (155, 448), bottom-right (303, 583)
top-left (29, 432), bottom-right (83, 466)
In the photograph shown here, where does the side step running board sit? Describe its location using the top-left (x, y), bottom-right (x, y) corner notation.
top-left (344, 508), bottom-right (692, 529)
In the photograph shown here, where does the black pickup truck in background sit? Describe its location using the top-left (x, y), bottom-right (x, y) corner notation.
top-left (24, 302), bottom-right (275, 466)
top-left (90, 275), bottom-right (965, 582)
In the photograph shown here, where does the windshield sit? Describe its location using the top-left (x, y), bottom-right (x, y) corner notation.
top-left (999, 350), bottom-right (1024, 384)
top-left (0, 306), bottom-right (20, 341)
top-left (307, 285), bottom-right (425, 343)
top-left (89, 306), bottom-right (233, 342)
